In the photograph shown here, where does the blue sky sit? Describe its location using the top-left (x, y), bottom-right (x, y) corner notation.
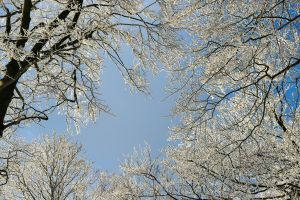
top-left (2, 0), bottom-right (176, 173)
top-left (74, 64), bottom-right (176, 172)
top-left (19, 60), bottom-right (176, 172)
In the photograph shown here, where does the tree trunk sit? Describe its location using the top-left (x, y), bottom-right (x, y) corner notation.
top-left (0, 59), bottom-right (20, 136)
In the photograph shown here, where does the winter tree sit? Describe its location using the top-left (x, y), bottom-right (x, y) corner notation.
top-left (123, 0), bottom-right (300, 199)
top-left (0, 0), bottom-right (299, 199)
top-left (115, 124), bottom-right (300, 199)
top-left (85, 0), bottom-right (300, 199)
top-left (0, 0), bottom-right (181, 187)
top-left (0, 134), bottom-right (152, 200)
top-left (0, 0), bottom-right (185, 189)
top-left (163, 0), bottom-right (299, 135)
top-left (0, 134), bottom-right (97, 199)
top-left (0, 136), bottom-right (26, 187)
top-left (0, 0), bottom-right (179, 137)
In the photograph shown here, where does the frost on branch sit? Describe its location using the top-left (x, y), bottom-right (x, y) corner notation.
top-left (0, 134), bottom-right (97, 199)
top-left (163, 0), bottom-right (300, 199)
top-left (0, 0), bottom-right (298, 198)
top-left (85, 114), bottom-right (300, 199)
top-left (0, 0), bottom-right (179, 136)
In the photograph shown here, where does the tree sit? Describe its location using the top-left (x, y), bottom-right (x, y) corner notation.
top-left (166, 0), bottom-right (299, 198)
top-left (1, 132), bottom-right (299, 199)
top-left (0, 0), bottom-right (299, 199)
top-left (0, 136), bottom-right (26, 187)
top-left (117, 0), bottom-right (299, 199)
top-left (0, 134), bottom-right (97, 199)
top-left (0, 0), bottom-right (178, 136)
top-left (164, 0), bottom-right (299, 134)
top-left (0, 0), bottom-right (183, 187)
top-left (0, 135), bottom-right (157, 200)
top-left (115, 124), bottom-right (300, 199)
top-left (87, 0), bottom-right (300, 199)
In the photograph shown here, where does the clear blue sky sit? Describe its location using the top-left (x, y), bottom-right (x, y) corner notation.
top-left (19, 60), bottom-right (176, 172)
top-left (74, 64), bottom-right (176, 172)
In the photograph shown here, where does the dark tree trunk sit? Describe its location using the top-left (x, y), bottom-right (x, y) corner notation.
top-left (0, 60), bottom-right (20, 136)
top-left (0, 0), bottom-right (83, 137)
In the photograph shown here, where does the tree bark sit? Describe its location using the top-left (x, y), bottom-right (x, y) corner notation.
top-left (0, 0), bottom-right (83, 136)
top-left (0, 60), bottom-right (21, 136)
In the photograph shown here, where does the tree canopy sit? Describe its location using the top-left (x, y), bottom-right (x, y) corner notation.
top-left (0, 0), bottom-right (178, 136)
top-left (0, 0), bottom-right (299, 199)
